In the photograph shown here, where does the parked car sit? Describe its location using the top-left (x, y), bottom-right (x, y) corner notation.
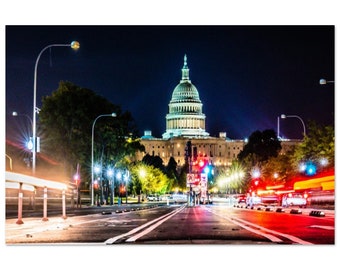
top-left (171, 193), bottom-right (187, 203)
top-left (147, 194), bottom-right (159, 201)
top-left (282, 193), bottom-right (307, 208)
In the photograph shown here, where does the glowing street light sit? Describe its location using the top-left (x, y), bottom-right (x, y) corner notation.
top-left (91, 113), bottom-right (116, 206)
top-left (12, 111), bottom-right (33, 128)
top-left (319, 78), bottom-right (334, 85)
top-left (281, 114), bottom-right (306, 138)
top-left (12, 111), bottom-right (34, 152)
top-left (32, 41), bottom-right (80, 174)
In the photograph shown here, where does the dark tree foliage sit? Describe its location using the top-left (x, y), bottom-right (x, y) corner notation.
top-left (177, 163), bottom-right (189, 190)
top-left (238, 129), bottom-right (282, 166)
top-left (165, 157), bottom-right (179, 184)
top-left (142, 154), bottom-right (165, 172)
top-left (39, 81), bottom-right (143, 182)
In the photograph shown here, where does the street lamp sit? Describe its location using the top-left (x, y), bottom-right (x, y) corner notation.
top-left (281, 114), bottom-right (306, 138)
top-left (32, 41), bottom-right (80, 174)
top-left (124, 170), bottom-right (130, 203)
top-left (91, 113), bottom-right (116, 206)
top-left (277, 115), bottom-right (280, 139)
top-left (107, 167), bottom-right (115, 205)
top-left (12, 111), bottom-right (33, 127)
top-left (13, 111), bottom-right (33, 146)
top-left (12, 111), bottom-right (34, 166)
top-left (319, 78), bottom-right (334, 85)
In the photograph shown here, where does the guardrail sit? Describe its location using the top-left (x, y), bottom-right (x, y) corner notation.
top-left (5, 171), bottom-right (69, 224)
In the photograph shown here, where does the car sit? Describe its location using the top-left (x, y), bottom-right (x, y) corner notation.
top-left (260, 195), bottom-right (280, 206)
top-left (246, 196), bottom-right (261, 207)
top-left (171, 193), bottom-right (187, 203)
top-left (147, 194), bottom-right (159, 201)
top-left (237, 195), bottom-right (247, 204)
top-left (200, 195), bottom-right (213, 204)
top-left (282, 193), bottom-right (307, 208)
top-left (159, 194), bottom-right (171, 201)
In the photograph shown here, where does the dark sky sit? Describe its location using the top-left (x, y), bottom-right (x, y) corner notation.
top-left (6, 25), bottom-right (334, 140)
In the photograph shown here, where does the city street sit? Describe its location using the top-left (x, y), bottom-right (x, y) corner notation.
top-left (5, 201), bottom-right (335, 245)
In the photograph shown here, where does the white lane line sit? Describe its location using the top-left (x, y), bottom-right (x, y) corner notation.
top-left (231, 216), bottom-right (313, 245)
top-left (310, 225), bottom-right (334, 230)
top-left (105, 205), bottom-right (186, 244)
top-left (208, 209), bottom-right (283, 243)
top-left (125, 205), bottom-right (186, 242)
top-left (206, 208), bottom-right (313, 245)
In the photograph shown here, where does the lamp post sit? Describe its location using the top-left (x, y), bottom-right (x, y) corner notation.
top-left (281, 114), bottom-right (306, 138)
top-left (32, 41), bottom-right (80, 174)
top-left (91, 113), bottom-right (116, 206)
top-left (319, 78), bottom-right (334, 85)
top-left (107, 167), bottom-right (114, 205)
top-left (12, 111), bottom-right (34, 166)
top-left (277, 116), bottom-right (280, 139)
top-left (124, 170), bottom-right (130, 204)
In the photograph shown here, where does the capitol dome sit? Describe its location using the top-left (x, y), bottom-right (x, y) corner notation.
top-left (163, 55), bottom-right (209, 139)
top-left (171, 80), bottom-right (201, 103)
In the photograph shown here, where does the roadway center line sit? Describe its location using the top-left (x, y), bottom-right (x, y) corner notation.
top-left (105, 205), bottom-right (186, 244)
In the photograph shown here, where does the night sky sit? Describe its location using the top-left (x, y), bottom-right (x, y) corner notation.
top-left (5, 25), bottom-right (334, 141)
top-left (1, 2), bottom-right (339, 267)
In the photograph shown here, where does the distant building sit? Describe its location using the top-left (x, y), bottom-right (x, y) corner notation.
top-left (137, 55), bottom-right (299, 167)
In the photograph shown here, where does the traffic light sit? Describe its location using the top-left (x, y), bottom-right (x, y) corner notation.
top-left (306, 162), bottom-right (317, 176)
top-left (198, 158), bottom-right (208, 172)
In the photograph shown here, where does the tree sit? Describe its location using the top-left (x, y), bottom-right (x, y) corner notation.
top-left (39, 81), bottom-right (143, 187)
top-left (165, 157), bottom-right (179, 184)
top-left (261, 151), bottom-right (295, 185)
top-left (238, 129), bottom-right (282, 166)
top-left (237, 129), bottom-right (282, 188)
top-left (292, 121), bottom-right (334, 173)
top-left (142, 154), bottom-right (165, 172)
top-left (130, 162), bottom-right (172, 195)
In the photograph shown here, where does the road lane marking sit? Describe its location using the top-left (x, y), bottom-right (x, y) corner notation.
top-left (105, 205), bottom-right (186, 244)
top-left (125, 205), bottom-right (186, 242)
top-left (231, 216), bottom-right (313, 245)
top-left (206, 207), bottom-right (313, 245)
top-left (309, 225), bottom-right (334, 230)
top-left (206, 209), bottom-right (283, 243)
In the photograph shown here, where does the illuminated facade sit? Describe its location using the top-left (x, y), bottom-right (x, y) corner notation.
top-left (162, 55), bottom-right (209, 139)
top-left (138, 55), bottom-right (299, 168)
top-left (138, 55), bottom-right (245, 167)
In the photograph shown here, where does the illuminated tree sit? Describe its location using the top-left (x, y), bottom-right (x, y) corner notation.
top-left (130, 162), bottom-right (173, 195)
top-left (291, 121), bottom-right (334, 173)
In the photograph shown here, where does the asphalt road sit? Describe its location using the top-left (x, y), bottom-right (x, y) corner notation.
top-left (5, 202), bottom-right (335, 245)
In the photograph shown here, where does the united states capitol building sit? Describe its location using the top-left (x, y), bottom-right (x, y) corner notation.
top-left (136, 55), bottom-right (297, 167)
